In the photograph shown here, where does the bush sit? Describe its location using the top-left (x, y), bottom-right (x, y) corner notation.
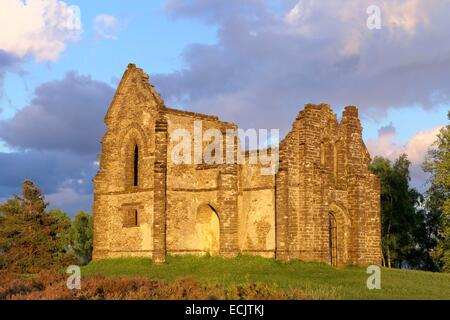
top-left (0, 271), bottom-right (306, 300)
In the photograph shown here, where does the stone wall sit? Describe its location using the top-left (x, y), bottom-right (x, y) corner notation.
top-left (274, 104), bottom-right (381, 265)
top-left (239, 156), bottom-right (276, 258)
top-left (93, 64), bottom-right (162, 260)
top-left (93, 64), bottom-right (382, 266)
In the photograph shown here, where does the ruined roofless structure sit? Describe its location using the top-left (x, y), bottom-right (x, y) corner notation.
top-left (93, 64), bottom-right (382, 266)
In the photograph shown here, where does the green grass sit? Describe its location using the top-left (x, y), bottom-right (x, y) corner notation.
top-left (82, 255), bottom-right (450, 300)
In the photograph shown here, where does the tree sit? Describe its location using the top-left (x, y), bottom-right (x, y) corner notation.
top-left (0, 180), bottom-right (76, 273)
top-left (370, 154), bottom-right (430, 269)
top-left (70, 210), bottom-right (93, 265)
top-left (423, 111), bottom-right (450, 272)
top-left (47, 208), bottom-right (73, 258)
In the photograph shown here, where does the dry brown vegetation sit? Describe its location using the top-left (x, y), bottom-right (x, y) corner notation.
top-left (0, 270), bottom-right (306, 300)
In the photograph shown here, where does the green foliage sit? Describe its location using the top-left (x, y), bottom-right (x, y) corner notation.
top-left (47, 208), bottom-right (73, 252)
top-left (0, 180), bottom-right (94, 272)
top-left (81, 255), bottom-right (450, 300)
top-left (70, 210), bottom-right (93, 265)
top-left (370, 154), bottom-right (432, 269)
top-left (0, 180), bottom-right (76, 273)
top-left (423, 111), bottom-right (450, 272)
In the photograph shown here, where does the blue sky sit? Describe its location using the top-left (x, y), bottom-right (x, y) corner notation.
top-left (0, 0), bottom-right (448, 216)
top-left (0, 0), bottom-right (217, 120)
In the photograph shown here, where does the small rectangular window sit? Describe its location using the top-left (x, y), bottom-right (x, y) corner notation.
top-left (123, 207), bottom-right (140, 227)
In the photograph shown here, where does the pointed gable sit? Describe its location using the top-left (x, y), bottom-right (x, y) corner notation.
top-left (104, 63), bottom-right (165, 128)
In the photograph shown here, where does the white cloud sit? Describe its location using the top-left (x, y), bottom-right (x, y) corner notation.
top-left (367, 125), bottom-right (442, 164)
top-left (46, 186), bottom-right (92, 216)
top-left (156, 0), bottom-right (450, 134)
top-left (404, 126), bottom-right (443, 164)
top-left (284, 0), bottom-right (440, 57)
top-left (366, 124), bottom-right (443, 190)
top-left (0, 0), bottom-right (82, 62)
top-left (93, 14), bottom-right (121, 40)
top-left (366, 124), bottom-right (399, 160)
top-left (382, 0), bottom-right (432, 34)
top-left (47, 186), bottom-right (80, 205)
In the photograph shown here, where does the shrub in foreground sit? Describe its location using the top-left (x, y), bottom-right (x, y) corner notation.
top-left (0, 271), bottom-right (306, 300)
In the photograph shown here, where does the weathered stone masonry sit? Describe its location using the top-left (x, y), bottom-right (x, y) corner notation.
top-left (93, 64), bottom-right (382, 266)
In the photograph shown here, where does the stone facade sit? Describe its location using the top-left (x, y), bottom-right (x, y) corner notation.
top-left (93, 64), bottom-right (382, 266)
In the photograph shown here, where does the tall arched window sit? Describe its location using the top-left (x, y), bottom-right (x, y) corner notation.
top-left (133, 144), bottom-right (139, 186)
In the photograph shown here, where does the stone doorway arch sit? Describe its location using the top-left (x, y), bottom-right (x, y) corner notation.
top-left (329, 203), bottom-right (351, 266)
top-left (195, 204), bottom-right (220, 256)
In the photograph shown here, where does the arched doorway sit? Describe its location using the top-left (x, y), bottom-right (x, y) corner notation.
top-left (195, 204), bottom-right (220, 256)
top-left (329, 212), bottom-right (338, 266)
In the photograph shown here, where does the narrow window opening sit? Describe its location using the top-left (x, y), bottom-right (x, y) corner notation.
top-left (133, 144), bottom-right (139, 186)
top-left (320, 142), bottom-right (325, 165)
top-left (333, 144), bottom-right (338, 178)
top-left (134, 209), bottom-right (138, 226)
top-left (329, 213), bottom-right (337, 266)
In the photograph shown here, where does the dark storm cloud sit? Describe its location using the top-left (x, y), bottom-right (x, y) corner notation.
top-left (0, 150), bottom-right (96, 216)
top-left (378, 123), bottom-right (396, 136)
top-left (155, 0), bottom-right (450, 134)
top-left (164, 0), bottom-right (270, 24)
top-left (0, 150), bottom-right (94, 193)
top-left (0, 72), bottom-right (113, 216)
top-left (0, 50), bottom-right (21, 95)
top-left (0, 71), bottom-right (115, 154)
top-left (0, 50), bottom-right (20, 73)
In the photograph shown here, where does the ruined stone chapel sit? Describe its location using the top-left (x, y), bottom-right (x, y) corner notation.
top-left (93, 64), bottom-right (382, 266)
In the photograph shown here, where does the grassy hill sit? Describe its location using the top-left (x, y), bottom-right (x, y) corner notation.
top-left (82, 255), bottom-right (450, 300)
